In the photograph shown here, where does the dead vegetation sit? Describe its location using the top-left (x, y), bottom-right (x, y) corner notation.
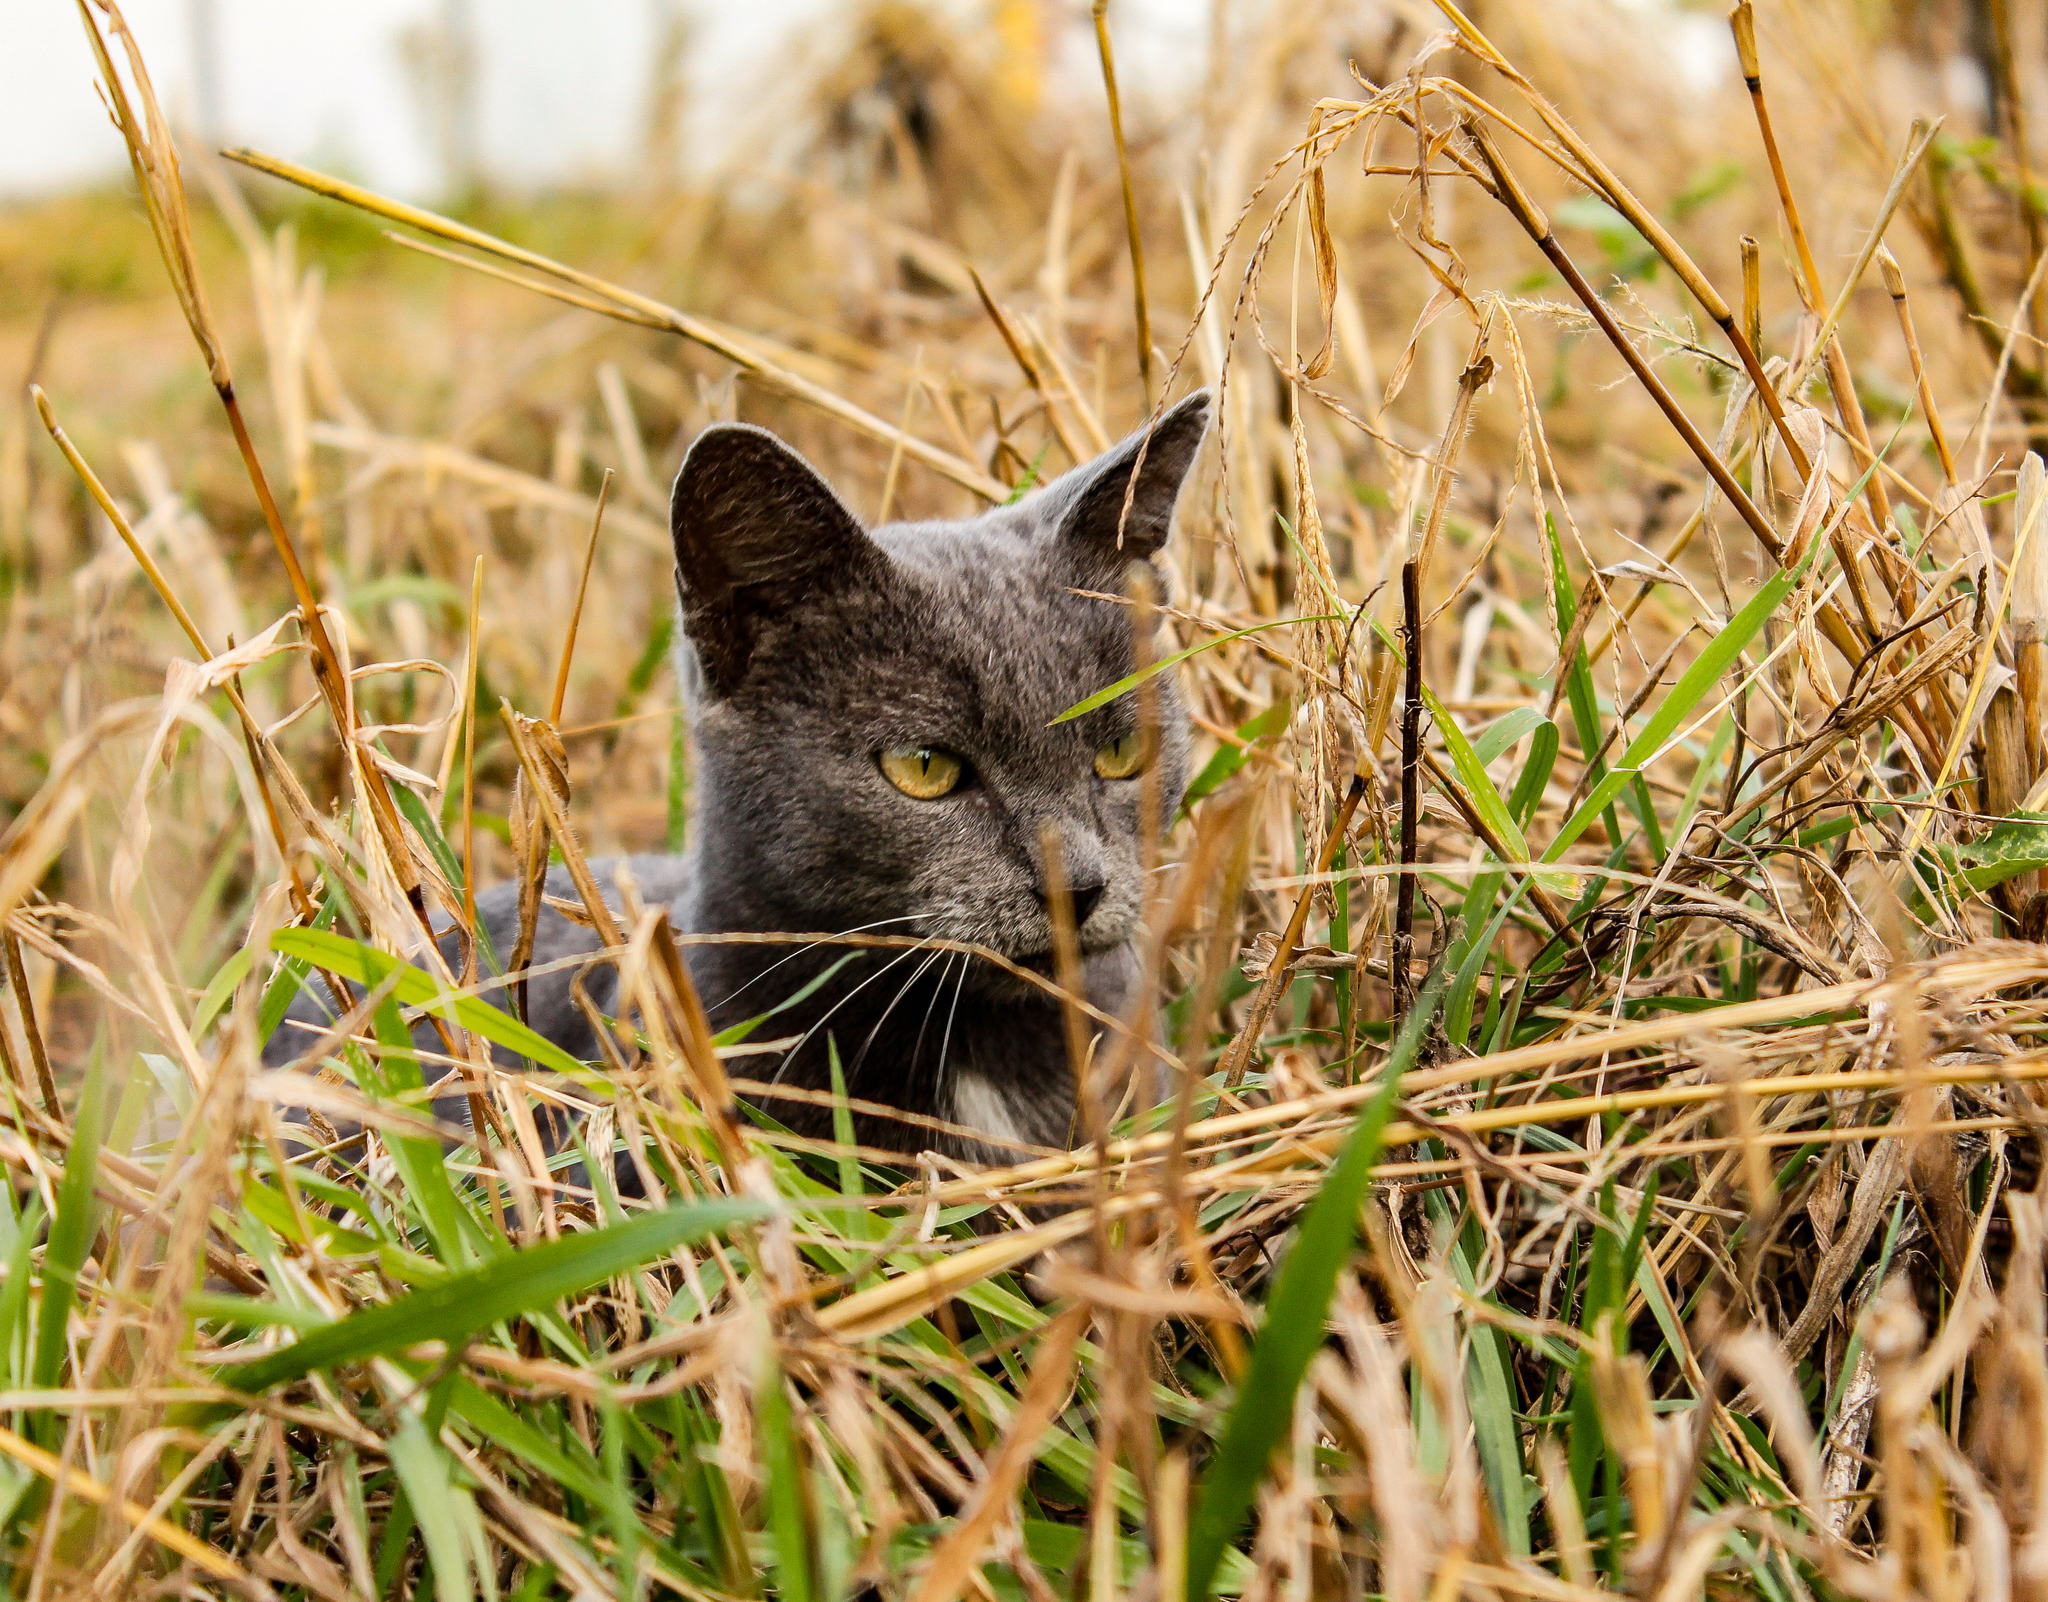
top-left (7, 0), bottom-right (2048, 1596)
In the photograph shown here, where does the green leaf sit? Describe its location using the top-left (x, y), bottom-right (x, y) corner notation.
top-left (828, 1041), bottom-right (861, 1199)
top-left (1182, 699), bottom-right (1291, 814)
top-left (0, 1199), bottom-right (46, 1388)
top-left (34, 1061), bottom-right (105, 1406)
top-left (390, 780), bottom-right (466, 900)
top-left (1426, 1179), bottom-right (1528, 1552)
top-left (223, 1198), bottom-right (768, 1393)
top-left (1185, 962), bottom-right (1449, 1598)
top-left (270, 927), bottom-right (585, 1076)
top-left (1003, 442), bottom-right (1053, 504)
top-left (1417, 674), bottom-right (1529, 860)
top-left (446, 1377), bottom-right (608, 1505)
top-left (1548, 519), bottom-right (1625, 853)
top-left (260, 893), bottom-right (339, 1047)
top-left (1051, 616), bottom-right (1339, 725)
top-left (1675, 710), bottom-right (1737, 841)
top-left (618, 609), bottom-right (675, 717)
top-left (1447, 880), bottom-right (1535, 1047)
top-left (363, 989), bottom-right (474, 1267)
top-left (713, 952), bottom-right (860, 1048)
top-left (596, 1387), bottom-right (641, 1599)
top-left (1507, 719), bottom-right (1558, 828)
top-left (667, 709), bottom-right (689, 854)
top-left (1369, 619), bottom-right (1575, 895)
top-left (0, 1459), bottom-right (35, 1545)
top-left (1545, 545), bottom-right (1818, 864)
top-left (758, 1345), bottom-right (817, 1602)
top-left (1796, 803), bottom-right (1899, 849)
top-left (240, 1177), bottom-right (380, 1257)
top-left (385, 1400), bottom-right (472, 1602)
top-left (1554, 194), bottom-right (1656, 277)
top-left (1955, 812), bottom-right (2048, 891)
top-left (192, 944), bottom-right (255, 1037)
top-left (1473, 707), bottom-right (1548, 769)
top-left (188, 1292), bottom-right (339, 1333)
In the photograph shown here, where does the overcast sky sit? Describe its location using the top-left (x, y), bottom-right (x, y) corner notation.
top-left (6, 1), bottom-right (1221, 198)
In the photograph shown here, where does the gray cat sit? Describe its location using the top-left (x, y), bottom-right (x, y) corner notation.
top-left (267, 390), bottom-right (1210, 1170)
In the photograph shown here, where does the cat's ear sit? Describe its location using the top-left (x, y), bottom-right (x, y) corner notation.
top-left (670, 424), bottom-right (882, 695)
top-left (1045, 389), bottom-right (1211, 566)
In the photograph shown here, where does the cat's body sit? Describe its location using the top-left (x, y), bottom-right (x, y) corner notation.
top-left (266, 392), bottom-right (1211, 1167)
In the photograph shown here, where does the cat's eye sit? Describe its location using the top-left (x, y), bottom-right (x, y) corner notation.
top-left (1094, 731), bottom-right (1151, 780)
top-left (880, 745), bottom-right (966, 799)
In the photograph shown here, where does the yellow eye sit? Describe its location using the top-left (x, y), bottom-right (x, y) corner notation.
top-left (1094, 730), bottom-right (1150, 780)
top-left (880, 745), bottom-right (965, 799)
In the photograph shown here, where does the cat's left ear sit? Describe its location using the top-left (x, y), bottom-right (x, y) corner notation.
top-left (1047, 389), bottom-right (1211, 566)
top-left (670, 423), bottom-right (883, 696)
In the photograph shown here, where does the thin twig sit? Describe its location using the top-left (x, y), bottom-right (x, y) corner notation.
top-left (1223, 775), bottom-right (1367, 1088)
top-left (551, 468), bottom-right (611, 726)
top-left (1394, 556), bottom-right (1424, 1015)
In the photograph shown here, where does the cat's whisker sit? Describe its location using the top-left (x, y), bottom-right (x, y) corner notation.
top-left (910, 949), bottom-right (963, 1080)
top-left (764, 936), bottom-right (947, 1090)
top-left (934, 944), bottom-right (975, 1106)
top-left (705, 913), bottom-right (931, 1013)
top-left (847, 946), bottom-right (951, 1083)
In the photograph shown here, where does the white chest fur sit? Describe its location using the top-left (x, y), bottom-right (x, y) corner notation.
top-left (948, 1071), bottom-right (1029, 1151)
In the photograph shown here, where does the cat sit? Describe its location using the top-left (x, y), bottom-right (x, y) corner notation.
top-left (265, 390), bottom-right (1211, 1171)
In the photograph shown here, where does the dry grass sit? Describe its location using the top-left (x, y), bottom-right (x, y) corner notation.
top-left (7, 0), bottom-right (2048, 1595)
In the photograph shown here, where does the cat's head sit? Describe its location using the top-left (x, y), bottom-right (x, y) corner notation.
top-left (669, 392), bottom-right (1211, 985)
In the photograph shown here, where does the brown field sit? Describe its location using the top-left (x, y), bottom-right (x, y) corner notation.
top-left (4, 0), bottom-right (2048, 1596)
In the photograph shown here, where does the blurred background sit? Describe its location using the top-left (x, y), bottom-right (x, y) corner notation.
top-left (2, 0), bottom-right (2042, 1010)
top-left (4, 0), bottom-right (1223, 197)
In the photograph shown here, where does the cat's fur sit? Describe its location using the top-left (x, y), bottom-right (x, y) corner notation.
top-left (266, 391), bottom-right (1211, 1165)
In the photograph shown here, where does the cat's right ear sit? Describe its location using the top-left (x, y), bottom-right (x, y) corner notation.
top-left (1045, 389), bottom-right (1211, 569)
top-left (670, 424), bottom-right (883, 696)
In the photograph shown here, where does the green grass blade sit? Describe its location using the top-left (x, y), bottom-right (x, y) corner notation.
top-left (1473, 707), bottom-right (1548, 768)
top-left (1418, 676), bottom-right (1530, 861)
top-left (1545, 548), bottom-right (1817, 863)
top-left (191, 944), bottom-right (255, 1038)
top-left (271, 927), bottom-right (586, 1075)
top-left (1184, 962), bottom-right (1449, 1599)
top-left (364, 990), bottom-right (475, 1266)
top-left (390, 779), bottom-right (467, 899)
top-left (1547, 519), bottom-right (1625, 850)
top-left (260, 892), bottom-right (339, 1045)
top-left (0, 1200), bottom-right (45, 1391)
top-left (224, 1198), bottom-right (768, 1393)
top-left (446, 1378), bottom-right (610, 1507)
top-left (1425, 1185), bottom-right (1529, 1554)
top-left (1051, 616), bottom-right (1337, 725)
top-left (828, 1041), bottom-right (861, 1198)
top-left (373, 1483), bottom-right (417, 1597)
top-left (597, 1388), bottom-right (641, 1599)
top-left (385, 1402), bottom-right (472, 1602)
top-left (33, 1060), bottom-right (105, 1404)
top-left (758, 1347), bottom-right (816, 1602)
top-left (667, 1391), bottom-right (754, 1593)
top-left (668, 707), bottom-right (689, 854)
top-left (618, 609), bottom-right (675, 719)
top-left (1181, 698), bottom-right (1291, 813)
top-left (1447, 879), bottom-right (1534, 1046)
top-left (1675, 710), bottom-right (1737, 839)
top-left (714, 952), bottom-right (860, 1047)
top-left (1507, 719), bottom-right (1558, 828)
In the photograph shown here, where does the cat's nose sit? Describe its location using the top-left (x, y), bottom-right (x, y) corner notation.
top-left (1041, 880), bottom-right (1105, 927)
